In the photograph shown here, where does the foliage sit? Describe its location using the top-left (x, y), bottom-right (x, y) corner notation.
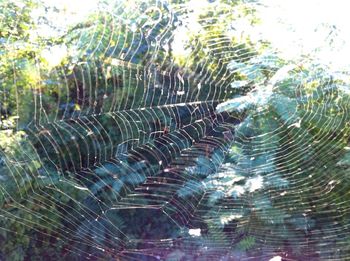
top-left (0, 0), bottom-right (350, 260)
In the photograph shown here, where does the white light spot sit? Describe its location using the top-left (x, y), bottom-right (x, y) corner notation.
top-left (246, 175), bottom-right (263, 192)
top-left (41, 45), bottom-right (67, 68)
top-left (73, 185), bottom-right (89, 191)
top-left (189, 228), bottom-right (201, 237)
top-left (130, 23), bottom-right (137, 32)
top-left (269, 256), bottom-right (282, 261)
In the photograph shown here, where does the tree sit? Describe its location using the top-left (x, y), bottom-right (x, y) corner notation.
top-left (1, 0), bottom-right (350, 260)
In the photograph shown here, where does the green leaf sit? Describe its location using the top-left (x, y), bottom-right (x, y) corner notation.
top-left (236, 236), bottom-right (256, 251)
top-left (337, 151), bottom-right (350, 167)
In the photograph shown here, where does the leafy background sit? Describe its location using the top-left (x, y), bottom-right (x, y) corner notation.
top-left (0, 0), bottom-right (350, 260)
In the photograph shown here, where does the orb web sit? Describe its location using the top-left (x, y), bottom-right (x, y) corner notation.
top-left (0, 0), bottom-right (350, 260)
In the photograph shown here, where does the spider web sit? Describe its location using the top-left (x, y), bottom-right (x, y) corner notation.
top-left (1, 0), bottom-right (350, 260)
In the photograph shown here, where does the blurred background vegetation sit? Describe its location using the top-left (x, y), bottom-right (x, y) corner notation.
top-left (1, 0), bottom-right (350, 260)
